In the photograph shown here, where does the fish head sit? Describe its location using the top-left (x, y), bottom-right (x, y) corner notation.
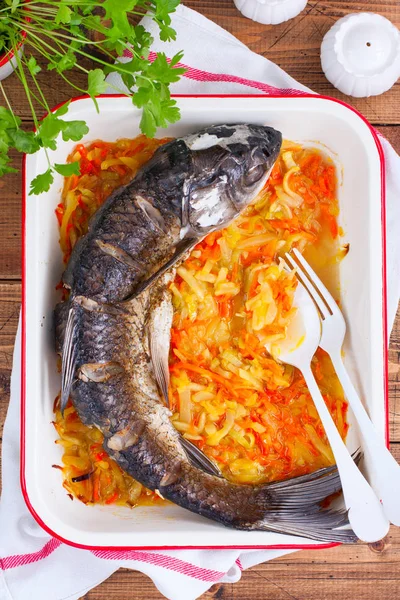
top-left (184, 124), bottom-right (282, 234)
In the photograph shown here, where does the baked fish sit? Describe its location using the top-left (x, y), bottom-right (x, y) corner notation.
top-left (55, 124), bottom-right (356, 543)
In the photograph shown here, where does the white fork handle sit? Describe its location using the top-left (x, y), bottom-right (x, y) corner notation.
top-left (330, 352), bottom-right (400, 526)
top-left (302, 366), bottom-right (389, 542)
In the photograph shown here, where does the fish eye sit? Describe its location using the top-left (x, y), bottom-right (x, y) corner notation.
top-left (243, 164), bottom-right (265, 187)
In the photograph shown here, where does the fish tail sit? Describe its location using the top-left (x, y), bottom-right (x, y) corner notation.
top-left (253, 461), bottom-right (358, 543)
top-left (256, 507), bottom-right (355, 543)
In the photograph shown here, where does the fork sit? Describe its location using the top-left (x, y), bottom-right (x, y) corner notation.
top-left (286, 247), bottom-right (400, 527)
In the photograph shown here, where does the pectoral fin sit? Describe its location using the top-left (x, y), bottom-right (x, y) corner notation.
top-left (147, 291), bottom-right (173, 407)
top-left (61, 306), bottom-right (77, 415)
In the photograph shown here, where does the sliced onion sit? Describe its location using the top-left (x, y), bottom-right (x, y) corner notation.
top-left (178, 388), bottom-right (192, 423)
top-left (282, 151), bottom-right (297, 170)
top-left (206, 410), bottom-right (235, 446)
top-left (282, 168), bottom-right (304, 206)
top-left (276, 183), bottom-right (303, 208)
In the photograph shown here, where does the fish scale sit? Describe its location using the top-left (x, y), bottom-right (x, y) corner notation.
top-left (55, 124), bottom-right (357, 542)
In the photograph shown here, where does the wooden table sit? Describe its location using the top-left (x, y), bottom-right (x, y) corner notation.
top-left (1, 1), bottom-right (400, 598)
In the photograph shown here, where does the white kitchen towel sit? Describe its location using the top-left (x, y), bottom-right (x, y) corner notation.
top-left (1, 4), bottom-right (400, 600)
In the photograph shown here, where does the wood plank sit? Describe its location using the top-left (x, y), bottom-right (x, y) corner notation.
top-left (389, 304), bottom-right (400, 439)
top-left (0, 149), bottom-right (22, 280)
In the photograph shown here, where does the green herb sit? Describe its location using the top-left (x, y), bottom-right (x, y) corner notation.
top-left (0, 0), bottom-right (185, 194)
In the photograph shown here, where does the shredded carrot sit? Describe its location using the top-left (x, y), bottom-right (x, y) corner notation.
top-left (105, 492), bottom-right (119, 504)
top-left (170, 363), bottom-right (238, 393)
top-left (218, 298), bottom-right (232, 319)
top-left (270, 161), bottom-right (282, 182)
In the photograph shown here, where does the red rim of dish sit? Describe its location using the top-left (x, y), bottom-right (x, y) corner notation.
top-left (20, 92), bottom-right (388, 552)
top-left (0, 0), bottom-right (30, 69)
top-left (0, 32), bottom-right (26, 68)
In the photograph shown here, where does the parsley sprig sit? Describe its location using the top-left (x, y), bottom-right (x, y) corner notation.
top-left (0, 0), bottom-right (185, 194)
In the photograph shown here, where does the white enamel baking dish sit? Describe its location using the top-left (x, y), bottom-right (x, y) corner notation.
top-left (22, 95), bottom-right (388, 550)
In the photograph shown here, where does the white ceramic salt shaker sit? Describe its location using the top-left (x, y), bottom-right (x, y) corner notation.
top-left (233, 0), bottom-right (308, 26)
top-left (321, 13), bottom-right (400, 97)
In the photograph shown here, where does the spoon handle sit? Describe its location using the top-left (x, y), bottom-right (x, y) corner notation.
top-left (301, 365), bottom-right (389, 543)
top-left (329, 352), bottom-right (400, 526)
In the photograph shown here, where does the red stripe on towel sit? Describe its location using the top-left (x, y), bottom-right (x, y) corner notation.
top-left (0, 538), bottom-right (61, 570)
top-left (122, 49), bottom-right (304, 97)
top-left (1, 540), bottom-right (225, 581)
top-left (92, 549), bottom-right (226, 582)
top-left (235, 557), bottom-right (243, 570)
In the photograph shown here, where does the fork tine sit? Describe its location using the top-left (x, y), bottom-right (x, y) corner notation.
top-left (285, 252), bottom-right (330, 320)
top-left (279, 257), bottom-right (292, 274)
top-left (291, 248), bottom-right (340, 316)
